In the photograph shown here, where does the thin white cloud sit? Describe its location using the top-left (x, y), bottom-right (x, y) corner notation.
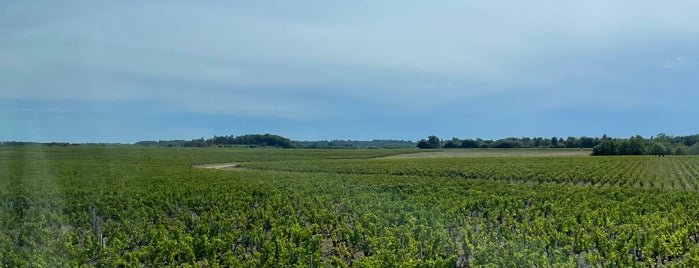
top-left (1, 0), bottom-right (698, 117)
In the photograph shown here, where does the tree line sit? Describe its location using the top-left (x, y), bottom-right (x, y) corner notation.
top-left (416, 135), bottom-right (601, 149)
top-left (152, 134), bottom-right (298, 148)
top-left (4, 133), bottom-right (698, 154)
top-left (591, 134), bottom-right (699, 156)
top-left (416, 134), bottom-right (699, 155)
top-left (134, 135), bottom-right (416, 149)
top-left (134, 134), bottom-right (415, 149)
top-left (134, 134), bottom-right (294, 148)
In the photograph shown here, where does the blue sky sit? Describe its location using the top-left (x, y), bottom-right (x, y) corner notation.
top-left (2, 1), bottom-right (698, 143)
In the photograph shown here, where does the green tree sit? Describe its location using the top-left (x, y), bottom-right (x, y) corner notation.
top-left (592, 139), bottom-right (617, 155)
top-left (460, 139), bottom-right (479, 148)
top-left (689, 143), bottom-right (699, 155)
top-left (565, 137), bottom-right (578, 148)
top-left (649, 143), bottom-right (667, 157)
top-left (417, 136), bottom-right (442, 149)
top-left (416, 140), bottom-right (430, 149)
top-left (427, 135), bottom-right (442, 149)
top-left (550, 137), bottom-right (558, 147)
top-left (627, 135), bottom-right (645, 155)
top-left (444, 138), bottom-right (460, 148)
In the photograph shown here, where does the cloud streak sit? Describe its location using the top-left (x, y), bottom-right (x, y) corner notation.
top-left (2, 0), bottom-right (698, 141)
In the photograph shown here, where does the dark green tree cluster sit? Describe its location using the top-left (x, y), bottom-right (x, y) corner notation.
top-left (0, 141), bottom-right (73, 147)
top-left (134, 137), bottom-right (414, 149)
top-left (193, 134), bottom-right (297, 148)
top-left (134, 134), bottom-right (296, 148)
top-left (592, 133), bottom-right (699, 156)
top-left (417, 134), bottom-right (699, 155)
top-left (417, 135), bottom-right (442, 149)
top-left (418, 136), bottom-right (600, 149)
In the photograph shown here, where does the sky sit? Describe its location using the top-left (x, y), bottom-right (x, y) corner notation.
top-left (1, 1), bottom-right (698, 143)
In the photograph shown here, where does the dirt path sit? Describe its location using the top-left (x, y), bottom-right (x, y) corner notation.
top-left (194, 163), bottom-right (245, 170)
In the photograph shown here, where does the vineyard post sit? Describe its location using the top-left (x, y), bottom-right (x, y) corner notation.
top-left (100, 233), bottom-right (107, 248)
top-left (419, 242), bottom-right (424, 260)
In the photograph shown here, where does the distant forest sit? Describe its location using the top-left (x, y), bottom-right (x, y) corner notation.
top-left (135, 134), bottom-right (297, 148)
top-left (3, 133), bottom-right (698, 155)
top-left (417, 133), bottom-right (699, 155)
top-left (133, 134), bottom-right (415, 149)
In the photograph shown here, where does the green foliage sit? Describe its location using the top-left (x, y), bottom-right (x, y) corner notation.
top-left (592, 134), bottom-right (699, 156)
top-left (690, 143), bottom-right (699, 155)
top-left (199, 134), bottom-right (297, 148)
top-left (241, 155), bottom-right (699, 190)
top-left (2, 147), bottom-right (699, 266)
top-left (592, 139), bottom-right (618, 155)
top-left (417, 136), bottom-right (441, 149)
top-left (411, 133), bottom-right (699, 153)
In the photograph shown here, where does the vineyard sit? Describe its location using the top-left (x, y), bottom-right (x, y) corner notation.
top-left (2, 147), bottom-right (699, 267)
top-left (241, 155), bottom-right (699, 190)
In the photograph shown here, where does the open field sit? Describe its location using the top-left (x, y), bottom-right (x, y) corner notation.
top-left (2, 146), bottom-right (699, 267)
top-left (240, 154), bottom-right (699, 190)
top-left (382, 148), bottom-right (592, 159)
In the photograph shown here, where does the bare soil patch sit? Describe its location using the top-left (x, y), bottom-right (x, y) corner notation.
top-left (194, 163), bottom-right (245, 170)
top-left (382, 149), bottom-right (591, 159)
